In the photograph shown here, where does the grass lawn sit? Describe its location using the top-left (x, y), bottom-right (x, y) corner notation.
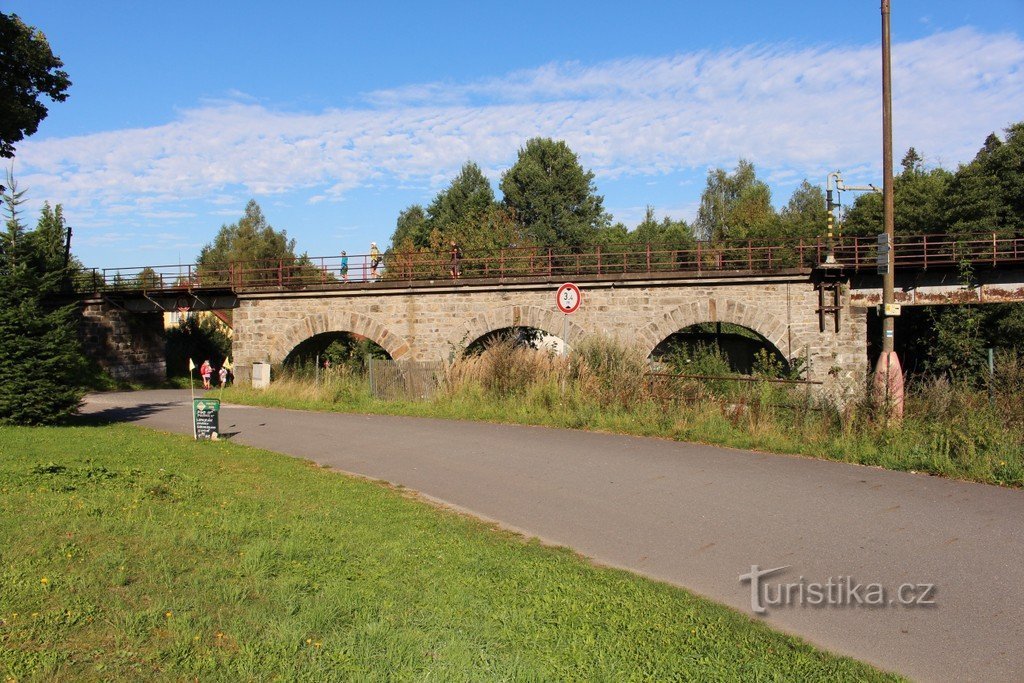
top-left (0, 424), bottom-right (898, 681)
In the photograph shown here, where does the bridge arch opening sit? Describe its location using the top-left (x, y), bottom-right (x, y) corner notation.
top-left (283, 331), bottom-right (391, 372)
top-left (465, 326), bottom-right (565, 356)
top-left (651, 322), bottom-right (791, 376)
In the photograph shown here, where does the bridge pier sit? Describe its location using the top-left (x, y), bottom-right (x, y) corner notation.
top-left (78, 298), bottom-right (166, 382)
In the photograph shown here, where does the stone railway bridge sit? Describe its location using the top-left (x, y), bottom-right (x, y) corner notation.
top-left (74, 233), bottom-right (1024, 400)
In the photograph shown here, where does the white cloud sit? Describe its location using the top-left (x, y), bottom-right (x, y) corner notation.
top-left (14, 27), bottom-right (1024, 227)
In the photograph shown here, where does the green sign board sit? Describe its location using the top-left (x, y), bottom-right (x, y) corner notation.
top-left (193, 398), bottom-right (220, 440)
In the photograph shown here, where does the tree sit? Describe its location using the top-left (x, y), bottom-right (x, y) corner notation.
top-left (390, 204), bottom-right (429, 250)
top-left (843, 148), bottom-right (952, 236)
top-left (500, 138), bottom-right (609, 250)
top-left (693, 160), bottom-right (778, 242)
top-left (165, 315), bottom-right (231, 377)
top-left (0, 176), bottom-right (86, 424)
top-left (387, 163), bottom-right (535, 279)
top-left (197, 199), bottom-right (303, 284)
top-left (778, 180), bottom-right (827, 239)
top-left (944, 123), bottom-right (1024, 236)
top-left (426, 162), bottom-right (497, 236)
top-left (0, 13), bottom-right (71, 160)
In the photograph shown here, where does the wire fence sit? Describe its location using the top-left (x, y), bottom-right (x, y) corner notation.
top-left (367, 358), bottom-right (445, 401)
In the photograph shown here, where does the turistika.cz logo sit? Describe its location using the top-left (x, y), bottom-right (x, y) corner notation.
top-left (739, 565), bottom-right (936, 614)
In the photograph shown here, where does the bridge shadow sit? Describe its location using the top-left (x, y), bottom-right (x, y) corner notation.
top-left (72, 401), bottom-right (181, 426)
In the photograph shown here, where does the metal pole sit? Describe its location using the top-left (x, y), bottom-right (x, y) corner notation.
top-left (562, 314), bottom-right (568, 357)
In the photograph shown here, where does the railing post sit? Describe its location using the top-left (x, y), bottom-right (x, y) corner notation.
top-left (500, 249), bottom-right (505, 278)
top-left (993, 232), bottom-right (998, 267)
top-left (646, 243), bottom-right (651, 273)
top-left (697, 242), bottom-right (702, 274)
top-left (922, 235), bottom-right (928, 269)
top-left (548, 248), bottom-right (553, 276)
top-left (747, 240), bottom-right (753, 270)
top-left (596, 245), bottom-right (602, 275)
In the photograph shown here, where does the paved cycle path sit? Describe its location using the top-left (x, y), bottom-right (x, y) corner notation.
top-left (81, 390), bottom-right (1024, 682)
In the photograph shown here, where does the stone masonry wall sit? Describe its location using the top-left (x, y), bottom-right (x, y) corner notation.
top-left (79, 299), bottom-right (166, 381)
top-left (232, 275), bottom-right (868, 400)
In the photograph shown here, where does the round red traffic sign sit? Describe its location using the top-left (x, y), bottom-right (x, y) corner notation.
top-left (556, 282), bottom-right (582, 314)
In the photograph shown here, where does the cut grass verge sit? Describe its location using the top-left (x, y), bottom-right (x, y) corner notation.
top-left (0, 425), bottom-right (898, 680)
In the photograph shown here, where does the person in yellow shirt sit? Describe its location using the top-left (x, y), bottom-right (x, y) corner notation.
top-left (369, 242), bottom-right (381, 280)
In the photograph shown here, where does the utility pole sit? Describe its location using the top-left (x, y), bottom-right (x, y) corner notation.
top-left (874, 0), bottom-right (904, 419)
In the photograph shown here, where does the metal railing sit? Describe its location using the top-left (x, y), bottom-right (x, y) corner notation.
top-left (71, 231), bottom-right (1024, 294)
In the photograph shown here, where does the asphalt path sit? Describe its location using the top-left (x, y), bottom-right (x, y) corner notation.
top-left (79, 390), bottom-right (1024, 682)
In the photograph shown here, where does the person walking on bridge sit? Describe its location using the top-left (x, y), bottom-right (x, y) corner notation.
top-left (339, 250), bottom-right (349, 282)
top-left (369, 242), bottom-right (381, 280)
top-left (449, 240), bottom-right (463, 279)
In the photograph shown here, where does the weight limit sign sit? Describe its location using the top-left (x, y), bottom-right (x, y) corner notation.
top-left (556, 282), bottom-right (582, 314)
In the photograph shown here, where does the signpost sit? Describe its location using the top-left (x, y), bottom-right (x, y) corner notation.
top-left (876, 232), bottom-right (891, 275)
top-left (193, 398), bottom-right (220, 440)
top-left (556, 283), bottom-right (581, 356)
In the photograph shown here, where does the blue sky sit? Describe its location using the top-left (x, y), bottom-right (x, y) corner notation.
top-left (6, 1), bottom-right (1024, 268)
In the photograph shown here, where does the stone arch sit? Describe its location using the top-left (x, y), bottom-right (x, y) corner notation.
top-left (271, 311), bottom-right (410, 364)
top-left (450, 305), bottom-right (587, 354)
top-left (641, 297), bottom-right (807, 362)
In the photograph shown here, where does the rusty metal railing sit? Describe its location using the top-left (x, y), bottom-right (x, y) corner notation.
top-left (72, 231), bottom-right (1024, 294)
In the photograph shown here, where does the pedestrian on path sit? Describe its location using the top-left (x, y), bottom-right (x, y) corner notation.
top-left (200, 360), bottom-right (212, 389)
top-left (339, 250), bottom-right (349, 282)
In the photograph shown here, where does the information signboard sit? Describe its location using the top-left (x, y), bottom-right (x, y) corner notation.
top-left (193, 398), bottom-right (220, 440)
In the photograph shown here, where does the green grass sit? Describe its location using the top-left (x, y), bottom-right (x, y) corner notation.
top-left (0, 424), bottom-right (898, 681)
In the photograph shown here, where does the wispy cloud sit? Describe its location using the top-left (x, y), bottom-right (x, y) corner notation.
top-left (14, 27), bottom-right (1024, 225)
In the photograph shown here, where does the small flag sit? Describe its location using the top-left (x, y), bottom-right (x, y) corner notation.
top-left (188, 358), bottom-right (196, 372)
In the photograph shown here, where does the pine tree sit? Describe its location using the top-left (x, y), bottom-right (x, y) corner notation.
top-left (0, 176), bottom-right (86, 421)
top-left (0, 175), bottom-right (86, 424)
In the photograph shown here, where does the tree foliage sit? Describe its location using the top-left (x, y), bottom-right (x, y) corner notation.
top-left (693, 160), bottom-right (778, 242)
top-left (0, 175), bottom-right (85, 424)
top-left (0, 12), bottom-right (71, 160)
top-left (165, 315), bottom-right (231, 377)
top-left (842, 148), bottom-right (952, 236)
top-left (943, 124), bottom-right (1024, 236)
top-left (500, 138), bottom-right (609, 250)
top-left (778, 180), bottom-right (827, 239)
top-left (197, 199), bottom-right (312, 285)
top-left (427, 162), bottom-right (497, 237)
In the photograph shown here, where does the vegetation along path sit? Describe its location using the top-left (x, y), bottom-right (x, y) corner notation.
top-left (82, 389), bottom-right (1024, 682)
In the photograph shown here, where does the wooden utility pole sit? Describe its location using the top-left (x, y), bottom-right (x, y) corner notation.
top-left (874, 0), bottom-right (904, 418)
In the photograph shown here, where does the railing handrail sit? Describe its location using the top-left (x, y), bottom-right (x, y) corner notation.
top-left (72, 230), bottom-right (1024, 294)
